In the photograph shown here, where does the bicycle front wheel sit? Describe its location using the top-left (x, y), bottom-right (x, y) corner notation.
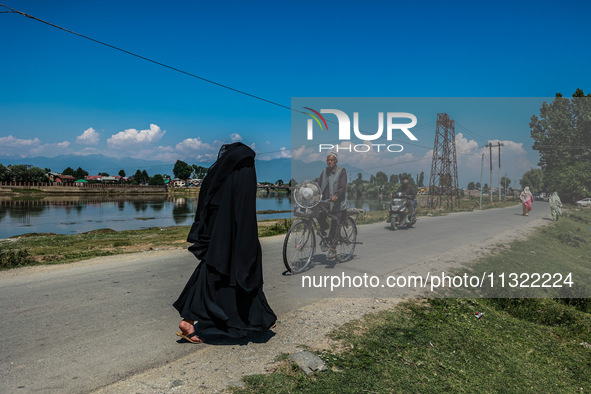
top-left (283, 219), bottom-right (316, 273)
top-left (335, 216), bottom-right (357, 263)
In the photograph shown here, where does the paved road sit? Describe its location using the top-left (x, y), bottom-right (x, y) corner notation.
top-left (0, 202), bottom-right (549, 393)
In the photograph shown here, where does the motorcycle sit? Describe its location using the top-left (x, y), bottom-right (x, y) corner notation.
top-left (387, 192), bottom-right (417, 230)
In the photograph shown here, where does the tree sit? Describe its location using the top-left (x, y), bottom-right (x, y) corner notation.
top-left (375, 171), bottom-right (388, 186)
top-left (389, 174), bottom-right (399, 185)
top-left (530, 89), bottom-right (591, 200)
top-left (62, 167), bottom-right (75, 176)
top-left (173, 160), bottom-right (193, 180)
top-left (500, 176), bottom-right (511, 189)
top-left (191, 165), bottom-right (208, 179)
top-left (99, 172), bottom-right (109, 176)
top-left (7, 165), bottom-right (28, 182)
top-left (29, 167), bottom-right (48, 182)
top-left (475, 182), bottom-right (481, 190)
top-left (141, 170), bottom-right (149, 184)
top-left (74, 167), bottom-right (88, 180)
top-left (118, 169), bottom-right (126, 177)
top-left (0, 164), bottom-right (9, 181)
top-left (149, 174), bottom-right (165, 185)
top-left (2, 165), bottom-right (46, 182)
top-left (467, 181), bottom-right (476, 190)
top-left (133, 169), bottom-right (143, 184)
top-left (276, 179), bottom-right (284, 186)
top-left (417, 171), bottom-right (425, 187)
top-left (520, 168), bottom-right (544, 192)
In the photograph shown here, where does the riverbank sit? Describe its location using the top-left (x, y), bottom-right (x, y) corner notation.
top-left (0, 184), bottom-right (168, 195)
top-left (0, 218), bottom-right (293, 269)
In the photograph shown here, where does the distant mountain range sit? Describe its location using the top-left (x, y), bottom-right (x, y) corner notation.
top-left (0, 154), bottom-right (369, 183)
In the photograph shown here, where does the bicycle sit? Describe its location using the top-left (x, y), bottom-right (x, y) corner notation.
top-left (282, 202), bottom-right (363, 274)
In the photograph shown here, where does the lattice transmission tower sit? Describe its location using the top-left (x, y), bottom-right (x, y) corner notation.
top-left (428, 113), bottom-right (460, 209)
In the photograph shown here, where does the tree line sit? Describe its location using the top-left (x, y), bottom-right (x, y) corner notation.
top-left (0, 159), bottom-right (211, 186)
top-left (522, 89), bottom-right (591, 201)
top-left (348, 171), bottom-right (425, 199)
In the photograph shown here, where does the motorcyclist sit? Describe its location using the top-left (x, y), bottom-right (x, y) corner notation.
top-left (396, 176), bottom-right (417, 217)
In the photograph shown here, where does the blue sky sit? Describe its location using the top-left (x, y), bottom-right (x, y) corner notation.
top-left (1, 0), bottom-right (590, 185)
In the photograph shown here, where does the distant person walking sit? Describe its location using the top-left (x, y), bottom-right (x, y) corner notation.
top-left (173, 142), bottom-right (276, 343)
top-left (520, 187), bottom-right (533, 216)
top-left (549, 192), bottom-right (562, 221)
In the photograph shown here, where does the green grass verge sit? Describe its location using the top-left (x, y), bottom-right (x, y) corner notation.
top-left (233, 209), bottom-right (591, 393)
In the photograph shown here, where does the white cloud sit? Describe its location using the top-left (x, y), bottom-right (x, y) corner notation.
top-left (455, 132), bottom-right (480, 155)
top-left (230, 133), bottom-right (242, 142)
top-left (107, 124), bottom-right (165, 149)
top-left (76, 127), bottom-right (100, 145)
top-left (0, 135), bottom-right (41, 156)
top-left (30, 141), bottom-right (71, 157)
top-left (176, 138), bottom-right (213, 153)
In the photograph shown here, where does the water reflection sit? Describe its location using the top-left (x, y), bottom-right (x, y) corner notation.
top-left (0, 193), bottom-right (386, 238)
top-left (172, 198), bottom-right (197, 225)
top-left (0, 194), bottom-right (290, 238)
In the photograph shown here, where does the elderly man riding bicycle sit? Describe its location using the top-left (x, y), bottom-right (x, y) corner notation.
top-left (316, 151), bottom-right (348, 260)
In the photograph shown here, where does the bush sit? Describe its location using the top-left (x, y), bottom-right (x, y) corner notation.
top-left (0, 246), bottom-right (35, 268)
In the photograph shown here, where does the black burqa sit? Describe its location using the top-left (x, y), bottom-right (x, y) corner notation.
top-left (173, 142), bottom-right (276, 337)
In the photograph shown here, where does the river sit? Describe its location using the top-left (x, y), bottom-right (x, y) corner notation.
top-left (0, 192), bottom-right (385, 239)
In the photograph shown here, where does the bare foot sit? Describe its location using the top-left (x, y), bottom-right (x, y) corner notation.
top-left (176, 319), bottom-right (203, 343)
top-left (179, 319), bottom-right (195, 335)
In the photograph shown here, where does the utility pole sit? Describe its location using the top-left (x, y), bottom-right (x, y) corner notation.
top-left (488, 143), bottom-right (493, 203)
top-left (504, 172), bottom-right (507, 202)
top-left (497, 142), bottom-right (504, 202)
top-left (479, 153), bottom-right (484, 209)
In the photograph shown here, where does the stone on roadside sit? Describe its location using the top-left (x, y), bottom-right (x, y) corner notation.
top-left (289, 351), bottom-right (327, 374)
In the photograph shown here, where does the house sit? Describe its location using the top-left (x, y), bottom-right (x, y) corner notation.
top-left (85, 175), bottom-right (104, 181)
top-left (48, 173), bottom-right (75, 183)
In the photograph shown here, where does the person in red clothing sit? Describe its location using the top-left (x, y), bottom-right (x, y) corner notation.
top-left (520, 186), bottom-right (534, 216)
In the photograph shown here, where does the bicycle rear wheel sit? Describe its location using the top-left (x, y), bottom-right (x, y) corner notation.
top-left (335, 216), bottom-right (357, 262)
top-left (283, 219), bottom-right (316, 273)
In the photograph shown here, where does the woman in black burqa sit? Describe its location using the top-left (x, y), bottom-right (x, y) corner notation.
top-left (173, 142), bottom-right (276, 343)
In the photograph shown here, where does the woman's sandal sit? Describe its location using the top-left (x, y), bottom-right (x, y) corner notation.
top-left (175, 331), bottom-right (204, 344)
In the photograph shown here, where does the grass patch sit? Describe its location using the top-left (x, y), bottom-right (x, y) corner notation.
top-left (0, 245), bottom-right (35, 268)
top-left (233, 209), bottom-right (591, 393)
top-left (236, 298), bottom-right (590, 393)
top-left (0, 226), bottom-right (191, 269)
top-left (456, 208), bottom-right (591, 300)
top-left (258, 219), bottom-right (291, 237)
top-left (0, 218), bottom-right (294, 269)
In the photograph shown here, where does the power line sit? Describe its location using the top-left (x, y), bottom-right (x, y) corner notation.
top-left (0, 3), bottom-right (296, 113)
top-left (455, 121), bottom-right (489, 144)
